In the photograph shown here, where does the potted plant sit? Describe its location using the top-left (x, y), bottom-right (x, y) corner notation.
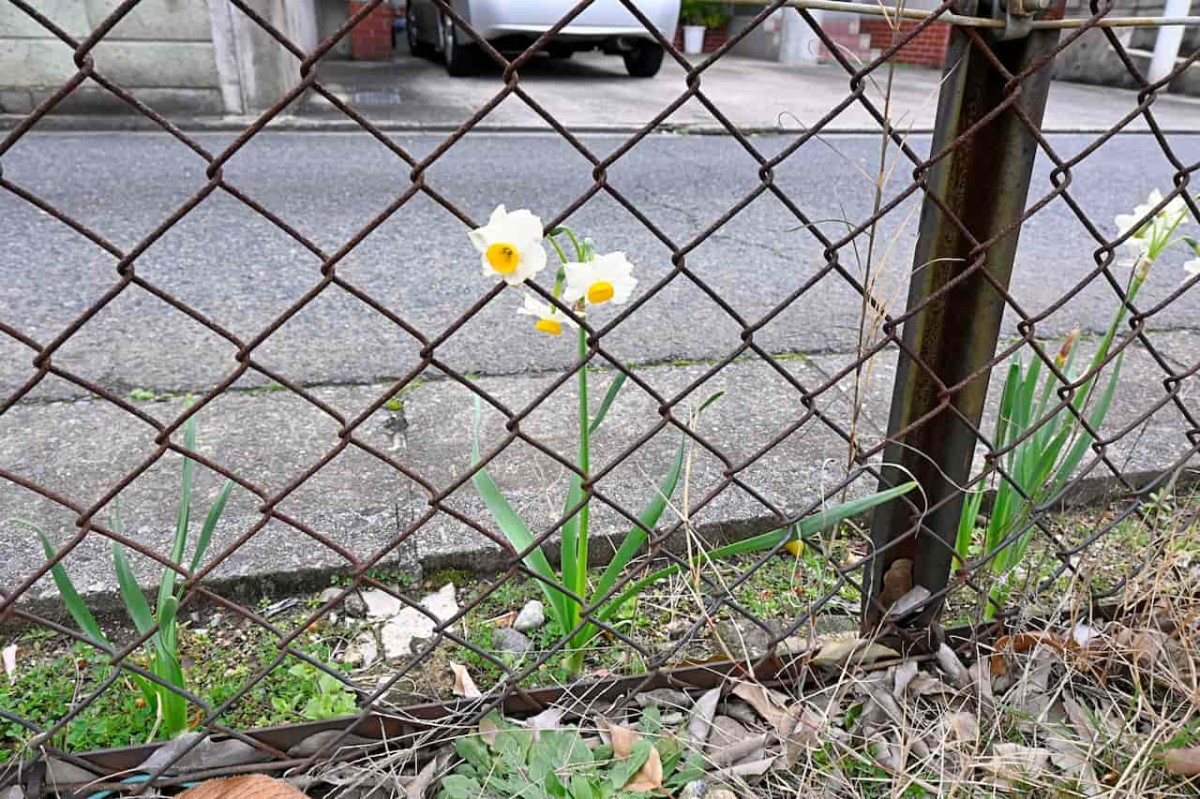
top-left (679, 0), bottom-right (729, 55)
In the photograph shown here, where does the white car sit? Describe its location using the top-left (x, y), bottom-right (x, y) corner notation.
top-left (404, 0), bottom-right (680, 77)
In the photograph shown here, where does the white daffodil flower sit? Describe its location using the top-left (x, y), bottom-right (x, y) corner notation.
top-left (1184, 257), bottom-right (1200, 284)
top-left (517, 294), bottom-right (577, 337)
top-left (468, 205), bottom-right (547, 286)
top-left (563, 251), bottom-right (638, 308)
top-left (1114, 189), bottom-right (1190, 270)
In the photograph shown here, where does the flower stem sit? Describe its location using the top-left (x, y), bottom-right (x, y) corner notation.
top-left (568, 325), bottom-right (591, 675)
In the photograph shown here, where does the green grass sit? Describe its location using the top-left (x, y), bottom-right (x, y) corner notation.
top-left (0, 614), bottom-right (355, 761)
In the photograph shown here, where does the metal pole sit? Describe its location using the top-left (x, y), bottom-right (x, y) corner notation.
top-left (864, 0), bottom-right (1066, 630)
top-left (1150, 0), bottom-right (1193, 84)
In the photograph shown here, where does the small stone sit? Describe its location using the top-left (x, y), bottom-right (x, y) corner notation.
top-left (360, 589), bottom-right (402, 619)
top-left (327, 611), bottom-right (339, 627)
top-left (493, 627), bottom-right (532, 655)
top-left (514, 600), bottom-right (545, 632)
top-left (659, 711), bottom-right (685, 726)
top-left (779, 635), bottom-right (811, 656)
top-left (343, 591), bottom-right (368, 618)
top-left (679, 780), bottom-right (709, 799)
top-left (343, 634), bottom-right (379, 667)
top-left (714, 620), bottom-right (783, 659)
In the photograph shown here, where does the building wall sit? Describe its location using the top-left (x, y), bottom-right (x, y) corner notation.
top-left (0, 0), bottom-right (224, 115)
top-left (1053, 0), bottom-right (1200, 94)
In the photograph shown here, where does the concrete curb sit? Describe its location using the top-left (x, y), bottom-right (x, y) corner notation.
top-left (4, 114), bottom-right (1200, 137)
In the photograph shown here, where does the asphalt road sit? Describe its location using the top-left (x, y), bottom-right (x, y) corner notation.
top-left (2, 131), bottom-right (1198, 400)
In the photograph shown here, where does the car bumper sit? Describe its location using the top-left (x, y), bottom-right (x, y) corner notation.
top-left (466, 1), bottom-right (679, 41)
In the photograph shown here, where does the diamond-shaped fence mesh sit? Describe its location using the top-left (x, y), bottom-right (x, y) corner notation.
top-left (1, 0), bottom-right (1198, 792)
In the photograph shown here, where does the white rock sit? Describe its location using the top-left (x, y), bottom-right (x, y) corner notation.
top-left (360, 588), bottom-right (403, 619)
top-left (380, 584), bottom-right (459, 660)
top-left (342, 634), bottom-right (379, 667)
top-left (514, 600), bottom-right (545, 632)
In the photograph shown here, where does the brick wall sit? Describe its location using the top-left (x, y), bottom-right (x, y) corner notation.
top-left (349, 1), bottom-right (395, 61)
top-left (860, 19), bottom-right (951, 68)
top-left (673, 27), bottom-right (730, 53)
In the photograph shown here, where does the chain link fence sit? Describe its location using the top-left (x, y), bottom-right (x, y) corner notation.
top-left (1, 0), bottom-right (1198, 793)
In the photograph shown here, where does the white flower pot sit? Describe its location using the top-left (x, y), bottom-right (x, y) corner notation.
top-left (682, 25), bottom-right (705, 55)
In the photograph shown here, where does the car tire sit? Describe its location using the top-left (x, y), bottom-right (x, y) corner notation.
top-left (441, 14), bottom-right (480, 77)
top-left (623, 42), bottom-right (664, 78)
top-left (406, 2), bottom-right (435, 59)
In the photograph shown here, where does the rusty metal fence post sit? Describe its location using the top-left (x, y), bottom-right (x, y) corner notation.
top-left (864, 0), bottom-right (1067, 629)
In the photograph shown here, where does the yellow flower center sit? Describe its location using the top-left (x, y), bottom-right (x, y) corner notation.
top-left (534, 317), bottom-right (563, 336)
top-left (586, 281), bottom-right (614, 304)
top-left (486, 242), bottom-right (520, 274)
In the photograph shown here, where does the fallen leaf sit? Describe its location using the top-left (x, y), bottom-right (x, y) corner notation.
top-left (991, 632), bottom-right (1068, 675)
top-left (624, 742), bottom-right (663, 792)
top-left (731, 681), bottom-right (790, 728)
top-left (779, 705), bottom-right (824, 767)
top-left (492, 610), bottom-right (518, 628)
top-left (177, 776), bottom-right (308, 798)
top-left (713, 755), bottom-right (777, 778)
top-left (1, 644), bottom-right (15, 684)
top-left (880, 558), bottom-right (914, 606)
top-left (450, 662), bottom-right (481, 699)
top-left (526, 706), bottom-right (566, 739)
top-left (935, 643), bottom-right (970, 688)
top-left (945, 710), bottom-right (978, 743)
top-left (884, 586), bottom-right (932, 619)
top-left (1164, 745), bottom-right (1200, 776)
top-left (893, 659), bottom-right (919, 698)
top-left (709, 732), bottom-right (769, 767)
top-left (814, 637), bottom-right (901, 668)
top-left (979, 743), bottom-right (1051, 788)
top-left (477, 715), bottom-right (503, 747)
top-left (784, 539), bottom-right (805, 557)
top-left (405, 750), bottom-right (452, 799)
top-left (603, 720), bottom-right (641, 759)
top-left (686, 687), bottom-right (721, 748)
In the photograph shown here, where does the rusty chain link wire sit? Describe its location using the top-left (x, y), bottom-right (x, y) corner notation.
top-left (1, 0), bottom-right (1198, 792)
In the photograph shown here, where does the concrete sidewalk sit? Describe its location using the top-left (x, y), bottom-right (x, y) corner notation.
top-left (298, 53), bottom-right (1200, 133)
top-left (4, 331), bottom-right (1197, 614)
top-left (6, 53), bottom-right (1200, 134)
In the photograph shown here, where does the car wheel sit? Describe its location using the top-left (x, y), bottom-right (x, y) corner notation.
top-left (623, 42), bottom-right (664, 78)
top-left (441, 14), bottom-right (480, 77)
top-left (406, 1), bottom-right (434, 58)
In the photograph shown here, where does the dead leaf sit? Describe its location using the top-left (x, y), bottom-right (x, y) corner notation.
top-left (731, 681), bottom-right (789, 728)
top-left (479, 714), bottom-right (502, 745)
top-left (624, 742), bottom-right (663, 792)
top-left (603, 720), bottom-right (641, 759)
top-left (177, 776), bottom-right (308, 798)
top-left (709, 732), bottom-right (769, 767)
top-left (492, 610), bottom-right (518, 628)
top-left (991, 632), bottom-right (1068, 675)
top-left (880, 558), bottom-right (914, 606)
top-left (686, 687), bottom-right (721, 748)
top-left (893, 659), bottom-right (918, 698)
top-left (979, 743), bottom-right (1051, 788)
top-left (712, 756), bottom-right (777, 779)
top-left (810, 638), bottom-right (899, 668)
top-left (779, 705), bottom-right (824, 767)
top-left (526, 706), bottom-right (566, 739)
top-left (1164, 745), bottom-right (1200, 776)
top-left (450, 662), bottom-right (481, 699)
top-left (935, 643), bottom-right (970, 688)
top-left (405, 750), bottom-right (452, 799)
top-left (945, 710), bottom-right (979, 743)
top-left (1, 644), bottom-right (15, 685)
top-left (884, 586), bottom-right (931, 619)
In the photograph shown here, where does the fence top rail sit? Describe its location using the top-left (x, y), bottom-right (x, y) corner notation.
top-left (726, 0), bottom-right (1200, 29)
